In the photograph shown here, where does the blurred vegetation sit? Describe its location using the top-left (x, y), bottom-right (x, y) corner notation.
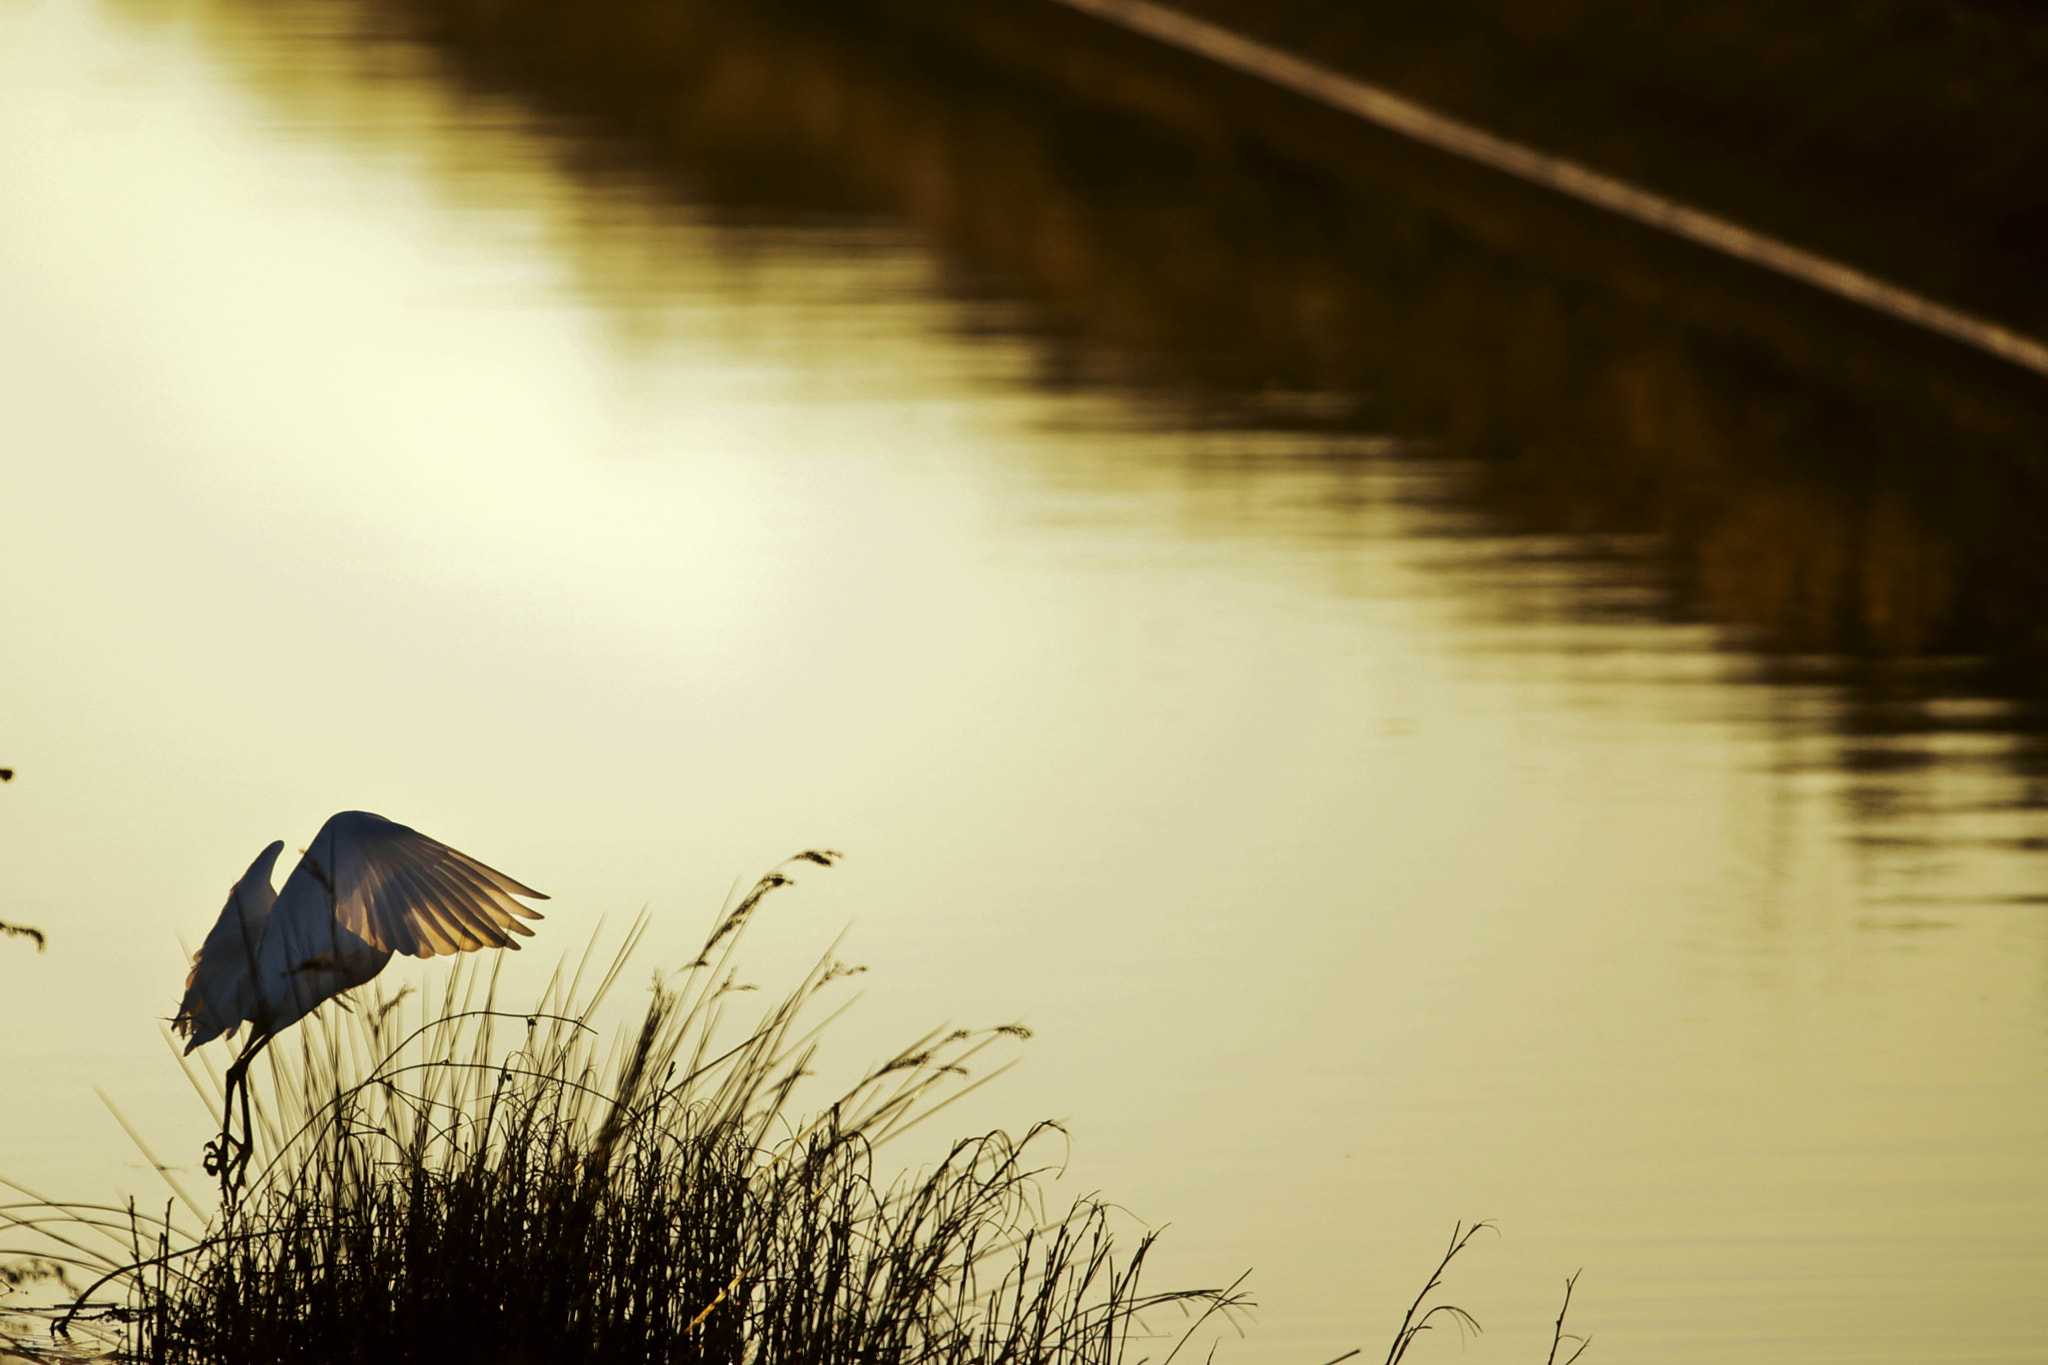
top-left (0, 923), bottom-right (45, 952)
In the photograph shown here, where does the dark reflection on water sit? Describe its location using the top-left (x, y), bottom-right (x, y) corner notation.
top-left (334, 0), bottom-right (2048, 655)
top-left (194, 0), bottom-right (2048, 837)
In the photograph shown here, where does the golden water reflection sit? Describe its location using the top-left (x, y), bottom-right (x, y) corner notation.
top-left (0, 0), bottom-right (2045, 1362)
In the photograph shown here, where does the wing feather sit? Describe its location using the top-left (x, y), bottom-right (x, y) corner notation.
top-left (406, 863), bottom-right (501, 952)
top-left (406, 863), bottom-right (494, 948)
top-left (435, 851), bottom-right (542, 937)
top-left (414, 871), bottom-right (494, 956)
top-left (380, 868), bottom-right (442, 953)
top-left (359, 860), bottom-right (423, 956)
top-left (421, 860), bottom-right (531, 946)
top-left (397, 881), bottom-right (460, 956)
top-left (309, 811), bottom-right (547, 959)
top-left (413, 868), bottom-right (490, 953)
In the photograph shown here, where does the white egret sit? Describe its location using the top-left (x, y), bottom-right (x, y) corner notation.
top-left (174, 810), bottom-right (547, 1198)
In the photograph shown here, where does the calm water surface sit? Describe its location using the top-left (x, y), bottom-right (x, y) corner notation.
top-left (2, 1), bottom-right (2047, 1360)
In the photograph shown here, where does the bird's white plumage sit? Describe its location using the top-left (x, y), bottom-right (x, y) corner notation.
top-left (174, 811), bottom-right (547, 1053)
top-left (308, 810), bottom-right (545, 958)
top-left (175, 841), bottom-right (284, 1052)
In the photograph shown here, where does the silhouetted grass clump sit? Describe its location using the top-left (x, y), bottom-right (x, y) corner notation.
top-left (4, 856), bottom-right (1245, 1364)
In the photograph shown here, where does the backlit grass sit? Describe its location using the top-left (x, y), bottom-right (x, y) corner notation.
top-left (2, 855), bottom-right (1247, 1364)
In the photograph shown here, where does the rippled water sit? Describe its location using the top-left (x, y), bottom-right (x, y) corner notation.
top-left (2, 0), bottom-right (2046, 1360)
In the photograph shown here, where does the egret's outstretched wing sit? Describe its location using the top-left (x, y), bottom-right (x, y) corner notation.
top-left (175, 840), bottom-right (285, 1051)
top-left (306, 810), bottom-right (547, 959)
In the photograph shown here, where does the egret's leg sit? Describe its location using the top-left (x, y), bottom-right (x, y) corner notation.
top-left (216, 1067), bottom-right (239, 1144)
top-left (228, 1031), bottom-right (272, 1190)
top-left (204, 1066), bottom-right (244, 1190)
top-left (233, 1060), bottom-right (253, 1188)
top-left (208, 1030), bottom-right (272, 1204)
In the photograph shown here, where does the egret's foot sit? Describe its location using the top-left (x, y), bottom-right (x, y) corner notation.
top-left (203, 1132), bottom-right (252, 1205)
top-left (202, 1131), bottom-right (237, 1176)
